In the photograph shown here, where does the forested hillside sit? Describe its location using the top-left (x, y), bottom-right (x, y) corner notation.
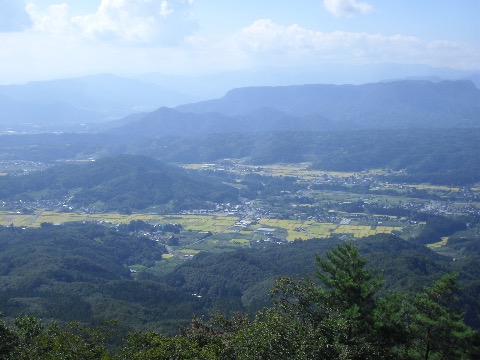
top-left (0, 239), bottom-right (478, 359)
top-left (0, 223), bottom-right (208, 337)
top-left (1, 221), bottom-right (479, 330)
top-left (0, 155), bottom-right (238, 211)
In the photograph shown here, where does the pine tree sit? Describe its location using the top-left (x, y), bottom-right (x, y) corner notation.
top-left (407, 273), bottom-right (476, 359)
top-left (315, 242), bottom-right (384, 358)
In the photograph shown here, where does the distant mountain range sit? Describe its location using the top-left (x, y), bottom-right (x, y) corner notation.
top-left (104, 80), bottom-right (480, 138)
top-left (0, 74), bottom-right (194, 128)
top-left (175, 80), bottom-right (480, 128)
top-left (1, 68), bottom-right (478, 133)
top-left (0, 94), bottom-right (102, 127)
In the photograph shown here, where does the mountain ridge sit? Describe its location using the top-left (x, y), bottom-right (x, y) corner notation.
top-left (176, 80), bottom-right (480, 129)
top-left (105, 80), bottom-right (480, 138)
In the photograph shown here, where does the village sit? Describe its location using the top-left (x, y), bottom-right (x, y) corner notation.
top-left (1, 159), bottom-right (479, 267)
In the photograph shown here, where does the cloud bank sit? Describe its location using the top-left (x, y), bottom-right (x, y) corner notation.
top-left (233, 20), bottom-right (480, 69)
top-left (25, 0), bottom-right (196, 45)
top-left (0, 2), bottom-right (478, 84)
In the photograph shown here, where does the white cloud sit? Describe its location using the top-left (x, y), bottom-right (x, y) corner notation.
top-left (323, 0), bottom-right (374, 18)
top-left (24, 0), bottom-right (197, 45)
top-left (26, 3), bottom-right (71, 35)
top-left (231, 20), bottom-right (480, 69)
top-left (0, 0), bottom-right (32, 32)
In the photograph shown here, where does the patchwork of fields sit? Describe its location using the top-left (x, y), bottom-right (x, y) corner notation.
top-left (255, 218), bottom-right (401, 240)
top-left (0, 210), bottom-right (402, 241)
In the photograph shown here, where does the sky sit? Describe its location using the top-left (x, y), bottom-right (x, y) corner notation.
top-left (0, 0), bottom-right (479, 84)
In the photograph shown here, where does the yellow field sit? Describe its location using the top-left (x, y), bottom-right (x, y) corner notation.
top-left (427, 237), bottom-right (449, 249)
top-left (288, 223), bottom-right (400, 240)
top-left (403, 184), bottom-right (461, 192)
top-left (0, 210), bottom-right (402, 241)
top-left (255, 218), bottom-right (401, 240)
top-left (0, 212), bottom-right (33, 227)
top-left (0, 211), bottom-right (240, 230)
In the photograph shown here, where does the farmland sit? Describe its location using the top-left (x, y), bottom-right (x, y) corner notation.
top-left (184, 162), bottom-right (370, 179)
top-left (0, 210), bottom-right (403, 243)
top-left (1, 160), bottom-right (478, 262)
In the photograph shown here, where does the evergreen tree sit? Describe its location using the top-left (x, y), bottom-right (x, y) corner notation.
top-left (407, 273), bottom-right (476, 359)
top-left (314, 242), bottom-right (384, 358)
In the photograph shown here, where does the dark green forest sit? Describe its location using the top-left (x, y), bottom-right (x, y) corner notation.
top-left (0, 223), bottom-right (209, 337)
top-left (1, 218), bottom-right (479, 327)
top-left (1, 240), bottom-right (478, 359)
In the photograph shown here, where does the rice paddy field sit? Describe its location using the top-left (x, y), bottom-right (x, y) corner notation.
top-left (183, 162), bottom-right (373, 180)
top-left (0, 210), bottom-right (403, 242)
top-left (256, 218), bottom-right (401, 240)
top-left (0, 211), bottom-right (240, 232)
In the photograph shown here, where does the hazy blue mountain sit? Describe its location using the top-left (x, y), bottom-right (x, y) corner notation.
top-left (465, 74), bottom-right (480, 88)
top-left (0, 74), bottom-right (194, 121)
top-left (176, 80), bottom-right (480, 128)
top-left (0, 93), bottom-right (102, 126)
top-left (106, 106), bottom-right (339, 138)
top-left (108, 107), bottom-right (232, 137)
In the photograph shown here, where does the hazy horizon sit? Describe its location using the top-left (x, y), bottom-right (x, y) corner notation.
top-left (0, 0), bottom-right (478, 86)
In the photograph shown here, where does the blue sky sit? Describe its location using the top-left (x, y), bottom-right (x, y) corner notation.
top-left (0, 0), bottom-right (479, 84)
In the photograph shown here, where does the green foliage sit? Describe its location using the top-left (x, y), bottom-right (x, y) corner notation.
top-left (0, 223), bottom-right (205, 332)
top-left (406, 273), bottom-right (477, 359)
top-left (123, 243), bottom-right (478, 359)
top-left (0, 315), bottom-right (114, 360)
top-left (0, 314), bottom-right (18, 358)
top-left (316, 243), bottom-right (383, 315)
top-left (1, 243), bottom-right (478, 359)
top-left (314, 243), bottom-right (384, 358)
top-left (413, 215), bottom-right (467, 245)
top-left (118, 331), bottom-right (222, 360)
